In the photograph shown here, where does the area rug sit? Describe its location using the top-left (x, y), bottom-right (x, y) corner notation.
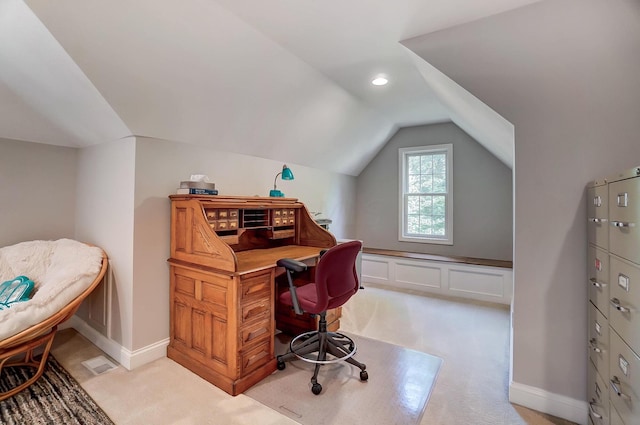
top-left (246, 333), bottom-right (442, 425)
top-left (0, 355), bottom-right (114, 425)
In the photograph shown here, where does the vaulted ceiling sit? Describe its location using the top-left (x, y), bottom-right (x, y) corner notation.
top-left (1, 0), bottom-right (539, 175)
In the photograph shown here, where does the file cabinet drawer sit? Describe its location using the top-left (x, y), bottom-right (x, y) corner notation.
top-left (610, 402), bottom-right (624, 425)
top-left (589, 301), bottom-right (610, 379)
top-left (588, 184), bottom-right (609, 250)
top-left (609, 330), bottom-right (640, 425)
top-left (609, 256), bottom-right (640, 354)
top-left (590, 246), bottom-right (610, 317)
top-left (609, 178), bottom-right (640, 265)
top-left (589, 358), bottom-right (610, 425)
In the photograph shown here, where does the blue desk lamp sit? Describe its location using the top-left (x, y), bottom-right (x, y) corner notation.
top-left (270, 164), bottom-right (294, 197)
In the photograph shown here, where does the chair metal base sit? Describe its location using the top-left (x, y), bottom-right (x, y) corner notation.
top-left (276, 314), bottom-right (367, 395)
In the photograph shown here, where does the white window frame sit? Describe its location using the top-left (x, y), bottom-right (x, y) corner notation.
top-left (398, 144), bottom-right (453, 245)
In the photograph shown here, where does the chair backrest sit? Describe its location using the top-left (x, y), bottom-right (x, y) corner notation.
top-left (313, 240), bottom-right (362, 312)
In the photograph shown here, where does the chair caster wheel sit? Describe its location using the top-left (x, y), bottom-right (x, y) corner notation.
top-left (360, 370), bottom-right (368, 381)
top-left (277, 361), bottom-right (286, 370)
top-left (311, 383), bottom-right (322, 395)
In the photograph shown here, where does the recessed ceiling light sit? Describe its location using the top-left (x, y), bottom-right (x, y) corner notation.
top-left (371, 77), bottom-right (388, 86)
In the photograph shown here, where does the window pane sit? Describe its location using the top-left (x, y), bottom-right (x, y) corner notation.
top-left (407, 215), bottom-right (420, 234)
top-left (408, 175), bottom-right (421, 193)
top-left (433, 216), bottom-right (446, 235)
top-left (433, 154), bottom-right (446, 174)
top-left (420, 155), bottom-right (433, 174)
top-left (432, 174), bottom-right (446, 193)
top-left (432, 196), bottom-right (445, 215)
top-left (407, 196), bottom-right (419, 214)
top-left (420, 196), bottom-right (432, 216)
top-left (408, 155), bottom-right (421, 174)
top-left (420, 175), bottom-right (433, 193)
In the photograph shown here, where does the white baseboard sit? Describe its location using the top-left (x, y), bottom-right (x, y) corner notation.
top-left (64, 316), bottom-right (169, 370)
top-left (362, 253), bottom-right (513, 305)
top-left (509, 381), bottom-right (588, 425)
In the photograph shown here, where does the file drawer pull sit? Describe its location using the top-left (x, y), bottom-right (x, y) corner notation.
top-left (610, 377), bottom-right (631, 400)
top-left (589, 338), bottom-right (603, 353)
top-left (588, 400), bottom-right (602, 419)
top-left (610, 221), bottom-right (635, 228)
top-left (588, 218), bottom-right (607, 223)
top-left (610, 298), bottom-right (633, 313)
top-left (589, 278), bottom-right (607, 288)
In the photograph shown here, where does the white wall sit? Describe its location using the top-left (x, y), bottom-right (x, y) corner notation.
top-left (404, 0), bottom-right (640, 418)
top-left (356, 122), bottom-right (513, 261)
top-left (0, 138), bottom-right (77, 246)
top-left (75, 138), bottom-right (136, 350)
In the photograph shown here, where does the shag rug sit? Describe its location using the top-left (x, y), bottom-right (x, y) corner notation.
top-left (0, 355), bottom-right (114, 425)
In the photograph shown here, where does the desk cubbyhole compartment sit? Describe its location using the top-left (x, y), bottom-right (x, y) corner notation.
top-left (242, 209), bottom-right (270, 229)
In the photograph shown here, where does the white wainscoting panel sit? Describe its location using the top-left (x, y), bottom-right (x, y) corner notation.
top-left (395, 261), bottom-right (442, 289)
top-left (449, 267), bottom-right (506, 299)
top-left (362, 253), bottom-right (513, 305)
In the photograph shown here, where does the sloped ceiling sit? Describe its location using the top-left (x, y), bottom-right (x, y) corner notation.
top-left (2, 0), bottom-right (539, 175)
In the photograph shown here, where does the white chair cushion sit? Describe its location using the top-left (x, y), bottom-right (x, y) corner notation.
top-left (0, 239), bottom-right (104, 340)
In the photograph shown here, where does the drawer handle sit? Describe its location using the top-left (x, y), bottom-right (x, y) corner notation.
top-left (589, 278), bottom-right (607, 288)
top-left (610, 221), bottom-right (635, 228)
top-left (589, 338), bottom-right (603, 353)
top-left (588, 218), bottom-right (607, 223)
top-left (245, 304), bottom-right (267, 319)
top-left (588, 400), bottom-right (602, 419)
top-left (610, 376), bottom-right (631, 400)
top-left (610, 298), bottom-right (633, 313)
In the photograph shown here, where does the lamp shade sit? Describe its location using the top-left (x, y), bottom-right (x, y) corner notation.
top-left (281, 165), bottom-right (294, 180)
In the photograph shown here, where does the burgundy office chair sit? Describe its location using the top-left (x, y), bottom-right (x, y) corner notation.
top-left (276, 240), bottom-right (368, 395)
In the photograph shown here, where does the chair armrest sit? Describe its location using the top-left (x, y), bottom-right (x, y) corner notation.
top-left (276, 258), bottom-right (308, 273)
top-left (276, 258), bottom-right (307, 315)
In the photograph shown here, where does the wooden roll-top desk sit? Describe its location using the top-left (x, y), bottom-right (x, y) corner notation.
top-left (167, 195), bottom-right (337, 395)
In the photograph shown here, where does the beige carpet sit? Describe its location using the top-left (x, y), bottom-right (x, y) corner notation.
top-left (49, 286), bottom-right (579, 425)
top-left (246, 333), bottom-right (442, 425)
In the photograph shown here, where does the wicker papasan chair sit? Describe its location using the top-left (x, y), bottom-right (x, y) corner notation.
top-left (0, 238), bottom-right (108, 400)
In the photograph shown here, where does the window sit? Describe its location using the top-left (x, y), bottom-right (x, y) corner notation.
top-left (399, 144), bottom-right (453, 244)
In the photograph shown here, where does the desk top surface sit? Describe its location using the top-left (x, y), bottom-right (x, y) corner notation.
top-left (235, 245), bottom-right (324, 275)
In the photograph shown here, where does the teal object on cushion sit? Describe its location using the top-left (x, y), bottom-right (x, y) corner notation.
top-left (0, 276), bottom-right (35, 310)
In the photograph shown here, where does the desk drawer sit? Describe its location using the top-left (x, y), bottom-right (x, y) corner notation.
top-left (240, 339), bottom-right (271, 375)
top-left (589, 246), bottom-right (610, 317)
top-left (241, 298), bottom-right (270, 325)
top-left (609, 330), bottom-right (640, 425)
top-left (589, 301), bottom-right (610, 379)
top-left (240, 271), bottom-right (272, 303)
top-left (240, 317), bottom-right (271, 348)
top-left (609, 256), bottom-right (640, 354)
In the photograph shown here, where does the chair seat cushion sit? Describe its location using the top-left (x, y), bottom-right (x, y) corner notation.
top-left (280, 283), bottom-right (324, 314)
top-left (0, 239), bottom-right (104, 340)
